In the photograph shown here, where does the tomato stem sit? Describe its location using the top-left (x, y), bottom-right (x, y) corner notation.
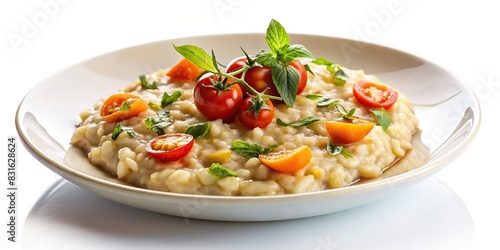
top-left (222, 68), bottom-right (282, 101)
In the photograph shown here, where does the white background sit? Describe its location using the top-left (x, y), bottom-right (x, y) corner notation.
top-left (1, 0), bottom-right (499, 249)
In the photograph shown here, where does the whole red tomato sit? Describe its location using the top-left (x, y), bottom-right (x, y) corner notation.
top-left (238, 97), bottom-right (275, 129)
top-left (225, 56), bottom-right (248, 79)
top-left (193, 74), bottom-right (243, 122)
top-left (226, 56), bottom-right (308, 97)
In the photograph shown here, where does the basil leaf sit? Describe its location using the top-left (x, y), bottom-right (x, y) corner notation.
top-left (277, 117), bottom-right (320, 127)
top-left (145, 110), bottom-right (172, 135)
top-left (335, 103), bottom-right (356, 119)
top-left (111, 123), bottom-right (135, 140)
top-left (333, 69), bottom-right (349, 86)
top-left (173, 44), bottom-right (217, 72)
top-left (161, 91), bottom-right (183, 108)
top-left (311, 57), bottom-right (334, 66)
top-left (139, 75), bottom-right (158, 89)
top-left (208, 163), bottom-right (239, 178)
top-left (311, 58), bottom-right (350, 85)
top-left (305, 94), bottom-right (323, 100)
top-left (255, 50), bottom-right (278, 67)
top-left (266, 19), bottom-right (290, 55)
top-left (185, 122), bottom-right (210, 139)
top-left (111, 123), bottom-right (123, 140)
top-left (284, 44), bottom-right (315, 63)
top-left (230, 140), bottom-right (277, 159)
top-left (317, 97), bottom-right (338, 107)
top-left (272, 64), bottom-right (299, 107)
top-left (370, 108), bottom-right (393, 131)
top-left (327, 142), bottom-right (352, 158)
top-left (304, 63), bottom-right (314, 75)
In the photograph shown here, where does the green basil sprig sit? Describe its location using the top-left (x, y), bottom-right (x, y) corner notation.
top-left (254, 19), bottom-right (315, 107)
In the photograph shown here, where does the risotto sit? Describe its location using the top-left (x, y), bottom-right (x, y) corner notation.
top-left (71, 61), bottom-right (418, 196)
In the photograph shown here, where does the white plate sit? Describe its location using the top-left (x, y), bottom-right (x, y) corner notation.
top-left (15, 34), bottom-right (480, 221)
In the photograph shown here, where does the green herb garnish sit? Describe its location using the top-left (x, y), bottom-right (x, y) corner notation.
top-left (305, 94), bottom-right (323, 100)
top-left (276, 117), bottom-right (321, 127)
top-left (208, 163), bottom-right (239, 178)
top-left (336, 103), bottom-right (356, 119)
top-left (230, 140), bottom-right (277, 159)
top-left (119, 101), bottom-right (131, 111)
top-left (317, 97), bottom-right (338, 108)
top-left (161, 91), bottom-right (183, 108)
top-left (311, 58), bottom-right (349, 86)
top-left (370, 108), bottom-right (393, 131)
top-left (185, 122), bottom-right (210, 139)
top-left (306, 94), bottom-right (338, 108)
top-left (145, 110), bottom-right (172, 135)
top-left (139, 75), bottom-right (158, 89)
top-left (111, 123), bottom-right (135, 140)
top-left (254, 19), bottom-right (315, 107)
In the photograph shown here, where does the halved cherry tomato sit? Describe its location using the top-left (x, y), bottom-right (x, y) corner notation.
top-left (238, 97), bottom-right (275, 129)
top-left (324, 118), bottom-right (375, 144)
top-left (166, 58), bottom-right (204, 83)
top-left (259, 145), bottom-right (312, 173)
top-left (146, 133), bottom-right (194, 162)
top-left (353, 81), bottom-right (398, 110)
top-left (226, 57), bottom-right (308, 97)
top-left (100, 93), bottom-right (149, 123)
top-left (193, 74), bottom-right (243, 122)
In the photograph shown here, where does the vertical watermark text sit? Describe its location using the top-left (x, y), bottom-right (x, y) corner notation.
top-left (6, 137), bottom-right (18, 243)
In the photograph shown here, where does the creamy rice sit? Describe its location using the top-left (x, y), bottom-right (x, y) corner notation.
top-left (71, 63), bottom-right (418, 196)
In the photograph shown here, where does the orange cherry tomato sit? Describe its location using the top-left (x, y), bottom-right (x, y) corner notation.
top-left (324, 118), bottom-right (375, 144)
top-left (166, 58), bottom-right (204, 83)
top-left (353, 81), bottom-right (398, 110)
top-left (259, 145), bottom-right (312, 173)
top-left (146, 133), bottom-right (194, 162)
top-left (100, 93), bottom-right (149, 123)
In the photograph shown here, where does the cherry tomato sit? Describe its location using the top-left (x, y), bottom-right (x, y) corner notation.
top-left (353, 81), bottom-right (398, 110)
top-left (225, 56), bottom-right (248, 79)
top-left (259, 145), bottom-right (312, 173)
top-left (324, 118), bottom-right (375, 144)
top-left (146, 133), bottom-right (194, 162)
top-left (238, 97), bottom-right (275, 129)
top-left (166, 58), bottom-right (204, 83)
top-left (289, 61), bottom-right (308, 95)
top-left (100, 93), bottom-right (149, 123)
top-left (193, 74), bottom-right (243, 122)
top-left (226, 57), bottom-right (308, 97)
